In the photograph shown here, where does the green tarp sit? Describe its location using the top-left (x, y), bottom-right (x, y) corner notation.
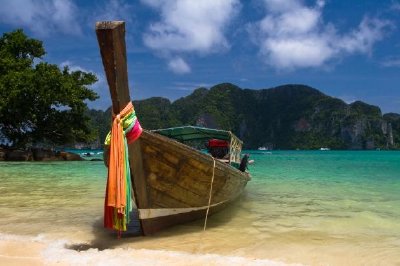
top-left (152, 126), bottom-right (232, 142)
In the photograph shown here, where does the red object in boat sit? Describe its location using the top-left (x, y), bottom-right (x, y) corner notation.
top-left (208, 139), bottom-right (229, 148)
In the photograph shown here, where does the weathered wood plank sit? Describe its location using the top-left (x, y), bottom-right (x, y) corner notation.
top-left (95, 21), bottom-right (130, 113)
top-left (95, 22), bottom-right (150, 236)
top-left (140, 130), bottom-right (249, 208)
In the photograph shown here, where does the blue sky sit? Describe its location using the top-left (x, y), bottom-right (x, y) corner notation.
top-left (0, 0), bottom-right (399, 114)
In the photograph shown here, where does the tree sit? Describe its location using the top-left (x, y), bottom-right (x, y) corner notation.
top-left (0, 29), bottom-right (99, 148)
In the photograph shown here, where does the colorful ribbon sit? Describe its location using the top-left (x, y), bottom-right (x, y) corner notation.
top-left (104, 102), bottom-right (142, 233)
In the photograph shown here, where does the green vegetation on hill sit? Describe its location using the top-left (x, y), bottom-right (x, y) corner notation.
top-left (133, 97), bottom-right (181, 129)
top-left (88, 83), bottom-right (399, 150)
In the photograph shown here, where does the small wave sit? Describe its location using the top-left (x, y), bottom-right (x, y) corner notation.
top-left (0, 233), bottom-right (300, 266)
top-left (44, 242), bottom-right (299, 266)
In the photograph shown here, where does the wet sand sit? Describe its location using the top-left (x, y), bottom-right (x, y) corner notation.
top-left (0, 236), bottom-right (296, 266)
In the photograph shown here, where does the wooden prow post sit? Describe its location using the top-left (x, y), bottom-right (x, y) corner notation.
top-left (95, 21), bottom-right (130, 114)
top-left (95, 21), bottom-right (149, 234)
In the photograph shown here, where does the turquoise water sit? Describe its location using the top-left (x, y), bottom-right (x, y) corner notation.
top-left (0, 151), bottom-right (399, 265)
top-left (248, 151), bottom-right (400, 235)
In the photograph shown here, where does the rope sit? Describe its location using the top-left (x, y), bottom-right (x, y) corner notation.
top-left (104, 101), bottom-right (142, 234)
top-left (203, 157), bottom-right (216, 231)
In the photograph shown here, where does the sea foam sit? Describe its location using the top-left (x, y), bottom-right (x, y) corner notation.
top-left (0, 233), bottom-right (299, 266)
top-left (43, 239), bottom-right (299, 266)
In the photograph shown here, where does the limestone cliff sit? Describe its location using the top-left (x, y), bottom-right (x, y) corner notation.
top-left (89, 83), bottom-right (400, 150)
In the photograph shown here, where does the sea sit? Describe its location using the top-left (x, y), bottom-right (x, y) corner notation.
top-left (0, 150), bottom-right (399, 265)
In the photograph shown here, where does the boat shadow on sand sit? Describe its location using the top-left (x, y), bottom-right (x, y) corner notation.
top-left (66, 195), bottom-right (245, 251)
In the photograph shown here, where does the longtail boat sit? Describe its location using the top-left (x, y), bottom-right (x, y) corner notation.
top-left (96, 21), bottom-right (251, 235)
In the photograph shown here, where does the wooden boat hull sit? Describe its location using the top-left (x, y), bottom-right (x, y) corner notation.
top-left (131, 130), bottom-right (250, 235)
top-left (95, 21), bottom-right (250, 235)
top-left (140, 200), bottom-right (232, 235)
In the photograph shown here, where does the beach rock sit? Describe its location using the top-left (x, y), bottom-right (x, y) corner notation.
top-left (59, 151), bottom-right (84, 161)
top-left (0, 147), bottom-right (85, 161)
top-left (5, 149), bottom-right (33, 161)
top-left (32, 148), bottom-right (59, 161)
top-left (0, 148), bottom-right (6, 161)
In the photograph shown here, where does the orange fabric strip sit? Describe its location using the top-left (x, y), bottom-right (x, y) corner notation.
top-left (106, 102), bottom-right (133, 209)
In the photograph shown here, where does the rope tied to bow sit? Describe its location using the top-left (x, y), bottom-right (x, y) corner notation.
top-left (203, 157), bottom-right (216, 231)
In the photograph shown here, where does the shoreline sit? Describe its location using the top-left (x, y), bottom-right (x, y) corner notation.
top-left (3, 229), bottom-right (399, 266)
top-left (0, 233), bottom-right (296, 266)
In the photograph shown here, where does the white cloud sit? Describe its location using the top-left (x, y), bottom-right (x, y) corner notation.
top-left (339, 95), bottom-right (357, 104)
top-left (250, 0), bottom-right (391, 70)
top-left (142, 0), bottom-right (240, 53)
top-left (60, 61), bottom-right (103, 88)
top-left (391, 3), bottom-right (400, 11)
top-left (60, 61), bottom-right (110, 109)
top-left (60, 61), bottom-right (89, 73)
top-left (91, 0), bottom-right (134, 24)
top-left (141, 0), bottom-right (240, 73)
top-left (260, 0), bottom-right (303, 13)
top-left (381, 57), bottom-right (400, 67)
top-left (337, 17), bottom-right (389, 54)
top-left (60, 60), bottom-right (104, 90)
top-left (168, 82), bottom-right (211, 91)
top-left (168, 57), bottom-right (191, 74)
top-left (0, 0), bottom-right (81, 36)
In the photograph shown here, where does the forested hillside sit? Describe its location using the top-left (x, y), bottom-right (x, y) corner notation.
top-left (89, 83), bottom-right (400, 150)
